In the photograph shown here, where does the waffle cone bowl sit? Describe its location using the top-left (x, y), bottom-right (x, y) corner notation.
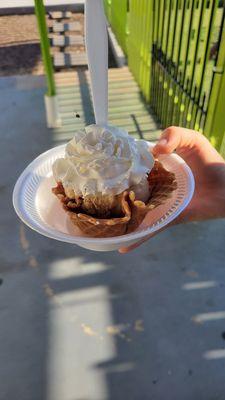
top-left (52, 161), bottom-right (177, 238)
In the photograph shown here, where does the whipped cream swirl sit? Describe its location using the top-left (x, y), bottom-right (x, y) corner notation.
top-left (52, 124), bottom-right (154, 197)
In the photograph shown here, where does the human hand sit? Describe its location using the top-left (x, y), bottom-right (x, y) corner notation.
top-left (119, 126), bottom-right (225, 253)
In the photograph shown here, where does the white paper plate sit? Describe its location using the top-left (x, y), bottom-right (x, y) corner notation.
top-left (13, 142), bottom-right (195, 251)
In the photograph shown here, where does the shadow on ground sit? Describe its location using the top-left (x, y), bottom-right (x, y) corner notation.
top-left (0, 43), bottom-right (42, 76)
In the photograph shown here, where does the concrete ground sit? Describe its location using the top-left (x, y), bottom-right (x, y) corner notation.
top-left (1, 0), bottom-right (84, 8)
top-left (0, 75), bottom-right (225, 400)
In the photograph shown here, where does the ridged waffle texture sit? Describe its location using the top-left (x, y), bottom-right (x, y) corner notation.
top-left (52, 161), bottom-right (177, 238)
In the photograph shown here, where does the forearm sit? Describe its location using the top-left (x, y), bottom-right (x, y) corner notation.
top-left (215, 183), bottom-right (225, 219)
top-left (177, 162), bottom-right (225, 223)
top-left (208, 163), bottom-right (225, 219)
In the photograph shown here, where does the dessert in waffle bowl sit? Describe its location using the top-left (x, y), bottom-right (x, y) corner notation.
top-left (52, 124), bottom-right (177, 238)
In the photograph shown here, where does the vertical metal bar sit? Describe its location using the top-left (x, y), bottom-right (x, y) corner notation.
top-left (188, 0), bottom-right (210, 129)
top-left (139, 0), bottom-right (145, 95)
top-left (177, 0), bottom-right (195, 126)
top-left (195, 92), bottom-right (206, 131)
top-left (182, 0), bottom-right (205, 127)
top-left (107, 0), bottom-right (112, 23)
top-left (34, 0), bottom-right (55, 96)
top-left (156, 0), bottom-right (167, 119)
top-left (128, 0), bottom-right (138, 82)
top-left (111, 0), bottom-right (128, 54)
top-left (135, 0), bottom-right (140, 82)
top-left (154, 0), bottom-right (164, 115)
top-left (151, 0), bottom-right (161, 113)
top-left (144, 0), bottom-right (152, 101)
top-left (204, 3), bottom-right (224, 118)
top-left (179, 0), bottom-right (199, 126)
top-left (150, 0), bottom-right (157, 108)
top-left (208, 65), bottom-right (225, 151)
top-left (137, 0), bottom-right (142, 87)
top-left (164, 0), bottom-right (179, 127)
top-left (140, 0), bottom-right (152, 101)
top-left (103, 0), bottom-right (109, 19)
top-left (204, 4), bottom-right (225, 150)
top-left (131, 0), bottom-right (137, 80)
top-left (191, 0), bottom-right (218, 130)
top-left (140, 0), bottom-right (145, 93)
top-left (188, 1), bottom-right (211, 129)
top-left (160, 0), bottom-right (173, 125)
top-left (146, 0), bottom-right (153, 102)
top-left (171, 0), bottom-right (186, 125)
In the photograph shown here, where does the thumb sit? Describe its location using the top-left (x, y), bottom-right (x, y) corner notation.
top-left (152, 126), bottom-right (203, 157)
top-left (152, 126), bottom-right (223, 164)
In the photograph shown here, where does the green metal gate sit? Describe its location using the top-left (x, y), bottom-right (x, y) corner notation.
top-left (150, 0), bottom-right (225, 151)
top-left (105, 0), bottom-right (225, 154)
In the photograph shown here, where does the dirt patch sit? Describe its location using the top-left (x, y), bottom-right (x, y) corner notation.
top-left (0, 13), bottom-right (85, 76)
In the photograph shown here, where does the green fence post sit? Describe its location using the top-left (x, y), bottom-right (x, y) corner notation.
top-left (127, 0), bottom-right (153, 101)
top-left (205, 67), bottom-right (225, 155)
top-left (110, 0), bottom-right (128, 54)
top-left (204, 15), bottom-right (225, 154)
top-left (104, 0), bottom-right (112, 23)
top-left (34, 0), bottom-right (56, 97)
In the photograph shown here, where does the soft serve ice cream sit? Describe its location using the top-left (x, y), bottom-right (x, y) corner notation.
top-left (52, 124), bottom-right (176, 237)
top-left (53, 124), bottom-right (154, 202)
top-left (53, 125), bottom-right (154, 206)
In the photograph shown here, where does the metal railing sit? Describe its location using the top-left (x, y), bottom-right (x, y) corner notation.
top-left (104, 0), bottom-right (225, 154)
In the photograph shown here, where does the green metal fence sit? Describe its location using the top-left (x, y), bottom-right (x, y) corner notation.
top-left (150, 0), bottom-right (225, 151)
top-left (105, 0), bottom-right (225, 154)
top-left (104, 0), bottom-right (129, 53)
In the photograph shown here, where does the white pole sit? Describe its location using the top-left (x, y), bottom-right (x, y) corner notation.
top-left (85, 0), bottom-right (108, 126)
top-left (44, 94), bottom-right (61, 128)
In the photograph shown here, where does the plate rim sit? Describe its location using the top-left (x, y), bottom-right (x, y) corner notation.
top-left (13, 142), bottom-right (195, 245)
